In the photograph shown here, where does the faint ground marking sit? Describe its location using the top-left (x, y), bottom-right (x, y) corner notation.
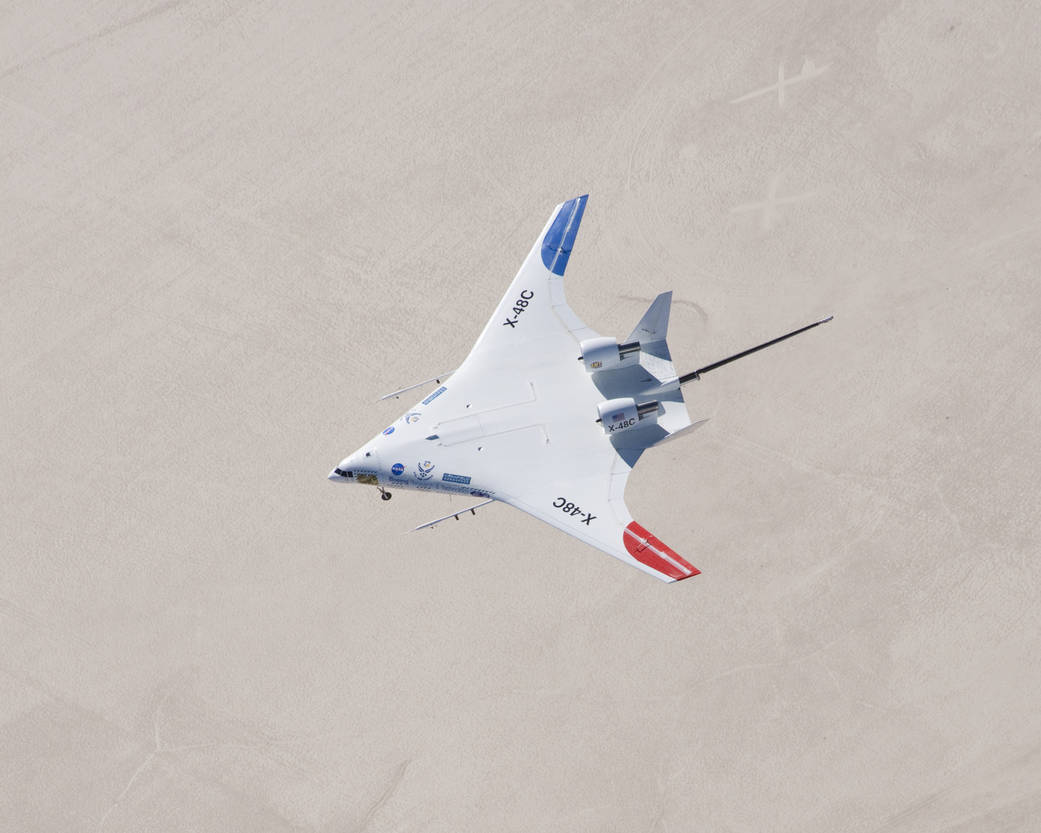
top-left (932, 473), bottom-right (965, 543)
top-left (964, 219), bottom-right (1041, 254)
top-left (355, 759), bottom-right (411, 832)
top-left (95, 693), bottom-right (171, 832)
top-left (982, 37), bottom-right (1006, 61)
top-left (0, 0), bottom-right (185, 80)
top-left (730, 57), bottom-right (828, 107)
top-left (619, 294), bottom-right (709, 324)
top-left (731, 170), bottom-right (817, 230)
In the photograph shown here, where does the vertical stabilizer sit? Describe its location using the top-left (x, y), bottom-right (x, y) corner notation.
top-left (627, 291), bottom-right (672, 344)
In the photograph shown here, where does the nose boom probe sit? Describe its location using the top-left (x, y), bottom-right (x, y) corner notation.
top-left (679, 315), bottom-right (833, 384)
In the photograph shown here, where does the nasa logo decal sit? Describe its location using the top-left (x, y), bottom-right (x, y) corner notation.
top-left (391, 463), bottom-right (405, 477)
top-left (415, 460), bottom-right (435, 480)
top-left (405, 412), bottom-right (421, 424)
top-left (382, 426), bottom-right (395, 435)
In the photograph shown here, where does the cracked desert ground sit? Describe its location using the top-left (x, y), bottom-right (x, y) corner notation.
top-left (3, 1), bottom-right (1040, 831)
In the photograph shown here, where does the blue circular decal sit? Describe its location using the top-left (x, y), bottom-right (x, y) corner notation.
top-left (391, 463), bottom-right (405, 476)
top-left (382, 426), bottom-right (395, 435)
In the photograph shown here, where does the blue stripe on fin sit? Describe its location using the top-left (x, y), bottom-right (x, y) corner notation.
top-left (540, 194), bottom-right (588, 276)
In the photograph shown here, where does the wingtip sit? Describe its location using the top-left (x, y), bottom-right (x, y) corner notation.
top-left (673, 566), bottom-right (702, 582)
top-left (624, 521), bottom-right (699, 582)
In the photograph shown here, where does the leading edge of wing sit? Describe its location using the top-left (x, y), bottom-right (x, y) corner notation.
top-left (464, 196), bottom-right (596, 364)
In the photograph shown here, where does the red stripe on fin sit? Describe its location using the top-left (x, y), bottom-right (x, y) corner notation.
top-left (623, 522), bottom-right (700, 581)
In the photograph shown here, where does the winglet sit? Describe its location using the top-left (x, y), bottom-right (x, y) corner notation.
top-left (540, 195), bottom-right (588, 276)
top-left (623, 521), bottom-right (700, 581)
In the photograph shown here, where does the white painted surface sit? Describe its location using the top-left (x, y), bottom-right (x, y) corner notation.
top-left (2, 1), bottom-right (1040, 830)
top-left (331, 200), bottom-right (696, 581)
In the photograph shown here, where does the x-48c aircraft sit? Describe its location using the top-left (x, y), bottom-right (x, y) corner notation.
top-left (329, 195), bottom-right (831, 582)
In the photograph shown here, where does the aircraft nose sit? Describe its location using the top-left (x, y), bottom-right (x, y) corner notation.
top-left (328, 449), bottom-right (370, 483)
top-left (328, 463), bottom-right (354, 482)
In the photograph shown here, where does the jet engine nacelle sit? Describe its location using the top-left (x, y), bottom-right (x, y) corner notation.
top-left (596, 397), bottom-right (660, 434)
top-left (579, 337), bottom-right (641, 373)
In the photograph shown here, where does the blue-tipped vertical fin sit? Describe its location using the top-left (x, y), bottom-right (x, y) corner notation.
top-left (541, 195), bottom-right (588, 276)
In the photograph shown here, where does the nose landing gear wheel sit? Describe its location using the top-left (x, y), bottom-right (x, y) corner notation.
top-left (379, 487), bottom-right (392, 501)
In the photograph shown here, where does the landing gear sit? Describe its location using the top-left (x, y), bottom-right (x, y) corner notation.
top-left (379, 487), bottom-right (392, 501)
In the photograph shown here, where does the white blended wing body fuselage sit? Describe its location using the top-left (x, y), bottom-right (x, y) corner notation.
top-left (329, 196), bottom-right (700, 582)
top-left (329, 196), bottom-right (831, 582)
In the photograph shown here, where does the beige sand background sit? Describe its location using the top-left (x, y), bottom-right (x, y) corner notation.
top-left (3, 1), bottom-right (1040, 830)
